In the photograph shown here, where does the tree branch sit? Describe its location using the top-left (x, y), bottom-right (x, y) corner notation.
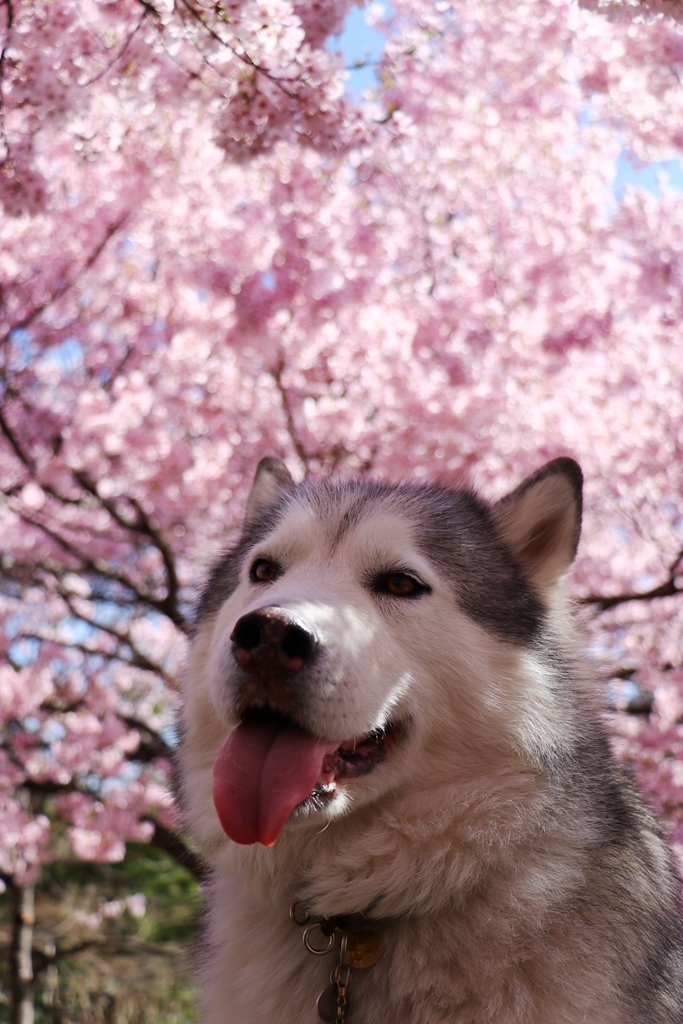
top-left (0, 0), bottom-right (15, 161)
top-left (582, 547), bottom-right (683, 613)
top-left (0, 403), bottom-right (35, 472)
top-left (10, 506), bottom-right (154, 602)
top-left (32, 933), bottom-right (182, 979)
top-left (1, 211), bottom-right (131, 345)
top-left (79, 12), bottom-right (148, 89)
top-left (73, 471), bottom-right (183, 629)
top-left (270, 356), bottom-right (312, 473)
top-left (147, 819), bottom-right (207, 883)
top-left (119, 715), bottom-right (175, 762)
top-left (173, 0), bottom-right (302, 102)
top-left (6, 503), bottom-right (188, 633)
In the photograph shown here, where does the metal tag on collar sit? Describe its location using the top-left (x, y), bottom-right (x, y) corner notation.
top-left (344, 928), bottom-right (384, 969)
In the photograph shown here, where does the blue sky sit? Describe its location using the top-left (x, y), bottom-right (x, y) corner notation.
top-left (334, 5), bottom-right (683, 198)
top-left (614, 152), bottom-right (683, 198)
top-left (333, 5), bottom-right (386, 95)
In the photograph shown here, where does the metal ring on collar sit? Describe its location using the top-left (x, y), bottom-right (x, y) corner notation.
top-left (303, 923), bottom-right (336, 955)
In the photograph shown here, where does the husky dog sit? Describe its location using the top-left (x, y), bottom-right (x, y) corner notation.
top-left (180, 456), bottom-right (683, 1024)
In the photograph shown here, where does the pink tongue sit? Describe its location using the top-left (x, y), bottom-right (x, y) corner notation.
top-left (213, 719), bottom-right (339, 846)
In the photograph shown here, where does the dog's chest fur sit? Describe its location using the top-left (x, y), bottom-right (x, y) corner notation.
top-left (198, 869), bottom-right (630, 1024)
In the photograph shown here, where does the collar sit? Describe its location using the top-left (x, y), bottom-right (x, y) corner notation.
top-left (290, 902), bottom-right (385, 1022)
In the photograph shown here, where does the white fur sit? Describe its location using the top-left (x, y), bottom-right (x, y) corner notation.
top-left (180, 479), bottom-right (659, 1024)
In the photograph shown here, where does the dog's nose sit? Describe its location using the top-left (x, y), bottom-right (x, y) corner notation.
top-left (230, 609), bottom-right (317, 675)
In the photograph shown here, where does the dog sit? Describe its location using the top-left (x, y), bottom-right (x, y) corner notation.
top-left (179, 456), bottom-right (683, 1023)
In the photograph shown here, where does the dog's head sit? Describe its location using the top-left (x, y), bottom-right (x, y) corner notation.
top-left (181, 456), bottom-right (582, 855)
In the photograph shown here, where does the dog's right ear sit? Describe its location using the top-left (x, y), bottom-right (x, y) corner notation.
top-left (243, 457), bottom-right (295, 528)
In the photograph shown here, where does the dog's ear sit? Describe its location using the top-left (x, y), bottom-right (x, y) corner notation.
top-left (244, 457), bottom-right (295, 527)
top-left (491, 458), bottom-right (583, 592)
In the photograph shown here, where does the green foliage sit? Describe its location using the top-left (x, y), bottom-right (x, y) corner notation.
top-left (0, 845), bottom-right (202, 1023)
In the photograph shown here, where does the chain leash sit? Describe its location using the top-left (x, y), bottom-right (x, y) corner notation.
top-left (290, 902), bottom-right (384, 1023)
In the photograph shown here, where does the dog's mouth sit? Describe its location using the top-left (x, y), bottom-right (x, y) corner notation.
top-left (212, 709), bottom-right (403, 848)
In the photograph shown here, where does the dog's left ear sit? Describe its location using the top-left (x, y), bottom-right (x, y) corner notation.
top-left (244, 457), bottom-right (295, 528)
top-left (491, 458), bottom-right (583, 593)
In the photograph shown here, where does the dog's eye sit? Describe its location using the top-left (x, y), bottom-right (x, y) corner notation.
top-left (250, 558), bottom-right (281, 584)
top-left (374, 571), bottom-right (429, 598)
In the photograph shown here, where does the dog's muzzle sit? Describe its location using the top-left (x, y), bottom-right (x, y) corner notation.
top-left (212, 607), bottom-right (404, 848)
top-left (230, 607), bottom-right (319, 717)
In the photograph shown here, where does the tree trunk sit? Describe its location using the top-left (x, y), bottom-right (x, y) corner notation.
top-left (9, 879), bottom-right (36, 1024)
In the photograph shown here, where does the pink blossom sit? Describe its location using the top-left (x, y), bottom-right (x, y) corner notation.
top-left (2, 0), bottom-right (683, 894)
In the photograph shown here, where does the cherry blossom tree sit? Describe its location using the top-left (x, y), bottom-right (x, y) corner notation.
top-left (2, 0), bottom-right (683, 1016)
